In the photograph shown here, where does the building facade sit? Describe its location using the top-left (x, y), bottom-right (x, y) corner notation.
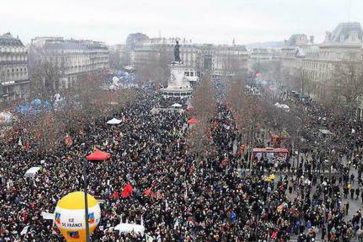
top-left (130, 38), bottom-right (199, 76)
top-left (129, 37), bottom-right (248, 79)
top-left (30, 37), bottom-right (109, 89)
top-left (248, 48), bottom-right (280, 71)
top-left (275, 22), bottom-right (363, 119)
top-left (200, 44), bottom-right (248, 78)
top-left (279, 22), bottom-right (363, 98)
top-left (109, 44), bottom-right (129, 69)
top-left (0, 33), bottom-right (30, 103)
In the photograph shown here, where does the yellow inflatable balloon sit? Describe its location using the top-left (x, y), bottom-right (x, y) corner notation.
top-left (54, 191), bottom-right (101, 242)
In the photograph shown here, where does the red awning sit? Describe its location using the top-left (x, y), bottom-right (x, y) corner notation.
top-left (86, 148), bottom-right (111, 161)
top-left (187, 117), bottom-right (199, 125)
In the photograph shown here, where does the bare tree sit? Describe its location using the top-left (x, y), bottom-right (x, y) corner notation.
top-left (187, 74), bottom-right (217, 159)
top-left (252, 60), bottom-right (281, 81)
top-left (252, 61), bottom-right (268, 75)
top-left (281, 67), bottom-right (293, 89)
top-left (192, 74), bottom-right (217, 122)
top-left (221, 52), bottom-right (246, 81)
top-left (280, 65), bottom-right (313, 96)
top-left (29, 61), bottom-right (60, 101)
top-left (60, 71), bottom-right (138, 134)
top-left (227, 77), bottom-right (265, 140)
top-left (186, 119), bottom-right (214, 160)
top-left (109, 48), bottom-right (122, 70)
top-left (331, 62), bottom-right (363, 114)
top-left (226, 77), bottom-right (245, 131)
top-left (28, 46), bottom-right (61, 107)
top-left (29, 112), bottom-right (65, 154)
top-left (315, 62), bottom-right (363, 119)
top-left (135, 44), bottom-right (171, 87)
top-left (270, 60), bottom-right (282, 82)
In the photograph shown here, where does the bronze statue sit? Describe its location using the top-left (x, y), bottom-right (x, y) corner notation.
top-left (174, 40), bottom-right (181, 62)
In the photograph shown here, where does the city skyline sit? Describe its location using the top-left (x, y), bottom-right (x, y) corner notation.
top-left (2, 0), bottom-right (363, 45)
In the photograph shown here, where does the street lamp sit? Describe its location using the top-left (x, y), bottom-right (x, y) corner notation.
top-left (329, 148), bottom-right (336, 183)
top-left (83, 158), bottom-right (90, 242)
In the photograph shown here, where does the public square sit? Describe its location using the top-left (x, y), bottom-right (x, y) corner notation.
top-left (2, 1), bottom-right (363, 242)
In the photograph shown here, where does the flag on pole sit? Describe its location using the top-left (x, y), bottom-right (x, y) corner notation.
top-left (52, 220), bottom-right (58, 235)
top-left (110, 191), bottom-right (119, 199)
top-left (25, 141), bottom-right (30, 151)
top-left (145, 234), bottom-right (154, 242)
top-left (143, 188), bottom-right (154, 197)
top-left (165, 199), bottom-right (169, 210)
top-left (121, 182), bottom-right (133, 198)
top-left (18, 137), bottom-right (23, 147)
top-left (64, 134), bottom-right (73, 147)
top-left (20, 226), bottom-right (29, 235)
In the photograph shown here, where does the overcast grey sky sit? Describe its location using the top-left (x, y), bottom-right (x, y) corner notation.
top-left (1, 0), bottom-right (362, 45)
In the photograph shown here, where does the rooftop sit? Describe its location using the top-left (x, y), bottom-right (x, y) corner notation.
top-left (31, 37), bottom-right (108, 50)
top-left (286, 34), bottom-right (309, 46)
top-left (323, 22), bottom-right (363, 45)
top-left (0, 33), bottom-right (24, 47)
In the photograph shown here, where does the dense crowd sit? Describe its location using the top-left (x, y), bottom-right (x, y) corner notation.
top-left (1, 87), bottom-right (363, 242)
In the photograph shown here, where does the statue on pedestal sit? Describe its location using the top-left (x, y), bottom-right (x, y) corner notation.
top-left (174, 40), bottom-right (181, 62)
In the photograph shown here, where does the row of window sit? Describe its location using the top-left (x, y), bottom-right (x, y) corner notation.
top-left (2, 72), bottom-right (28, 80)
top-left (303, 61), bottom-right (330, 70)
top-left (64, 63), bottom-right (108, 68)
top-left (64, 65), bottom-right (108, 75)
top-left (0, 47), bottom-right (26, 53)
top-left (3, 66), bottom-right (28, 74)
top-left (0, 55), bottom-right (27, 62)
top-left (49, 58), bottom-right (108, 65)
top-left (304, 69), bottom-right (329, 81)
top-left (184, 71), bottom-right (195, 77)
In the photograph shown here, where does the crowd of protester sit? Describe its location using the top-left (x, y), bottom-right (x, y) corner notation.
top-left (1, 86), bottom-right (363, 242)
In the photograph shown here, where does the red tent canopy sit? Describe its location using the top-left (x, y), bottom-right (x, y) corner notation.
top-left (86, 148), bottom-right (111, 161)
top-left (187, 117), bottom-right (199, 125)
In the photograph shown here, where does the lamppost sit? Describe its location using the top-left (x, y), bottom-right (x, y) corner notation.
top-left (329, 148), bottom-right (336, 183)
top-left (248, 123), bottom-right (256, 173)
top-left (83, 158), bottom-right (90, 242)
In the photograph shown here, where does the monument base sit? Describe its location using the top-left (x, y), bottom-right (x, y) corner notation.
top-left (159, 41), bottom-right (194, 99)
top-left (160, 87), bottom-right (193, 99)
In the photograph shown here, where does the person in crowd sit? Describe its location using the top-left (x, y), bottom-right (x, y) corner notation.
top-left (1, 86), bottom-right (363, 242)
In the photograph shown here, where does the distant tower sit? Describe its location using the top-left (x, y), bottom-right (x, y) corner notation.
top-left (232, 38), bottom-right (236, 46)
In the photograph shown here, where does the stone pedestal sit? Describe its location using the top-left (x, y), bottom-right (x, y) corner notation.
top-left (160, 61), bottom-right (193, 99)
